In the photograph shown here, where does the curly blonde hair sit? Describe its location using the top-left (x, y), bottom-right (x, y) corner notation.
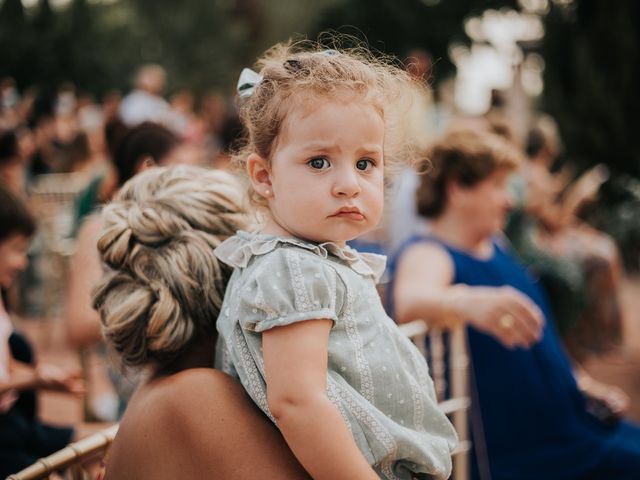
top-left (92, 165), bottom-right (248, 369)
top-left (233, 38), bottom-right (427, 206)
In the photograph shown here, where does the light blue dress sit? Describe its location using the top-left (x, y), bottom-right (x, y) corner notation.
top-left (214, 231), bottom-right (457, 480)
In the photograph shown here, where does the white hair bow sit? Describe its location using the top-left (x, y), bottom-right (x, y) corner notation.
top-left (237, 68), bottom-right (263, 99)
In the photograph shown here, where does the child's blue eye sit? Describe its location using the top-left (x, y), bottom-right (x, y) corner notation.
top-left (308, 157), bottom-right (329, 169)
top-left (356, 159), bottom-right (374, 171)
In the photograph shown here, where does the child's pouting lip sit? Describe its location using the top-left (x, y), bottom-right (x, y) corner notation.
top-left (330, 206), bottom-right (365, 220)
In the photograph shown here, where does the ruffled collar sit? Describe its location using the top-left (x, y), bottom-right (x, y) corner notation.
top-left (215, 230), bottom-right (386, 281)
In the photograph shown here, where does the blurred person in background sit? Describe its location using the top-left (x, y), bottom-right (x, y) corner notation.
top-left (0, 183), bottom-right (84, 478)
top-left (0, 129), bottom-right (25, 195)
top-left (0, 78), bottom-right (21, 131)
top-left (0, 78), bottom-right (36, 132)
top-left (391, 127), bottom-right (640, 480)
top-left (53, 83), bottom-right (78, 146)
top-left (386, 49), bottom-right (443, 254)
top-left (211, 111), bottom-right (244, 171)
top-left (0, 128), bottom-right (35, 197)
top-left (28, 113), bottom-right (58, 177)
top-left (169, 89), bottom-right (206, 143)
top-left (118, 64), bottom-right (173, 129)
top-left (199, 92), bottom-right (235, 168)
top-left (100, 90), bottom-right (122, 126)
top-left (65, 122), bottom-right (201, 420)
top-left (505, 115), bottom-right (623, 361)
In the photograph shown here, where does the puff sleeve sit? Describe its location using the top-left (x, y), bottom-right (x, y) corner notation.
top-left (238, 247), bottom-right (346, 332)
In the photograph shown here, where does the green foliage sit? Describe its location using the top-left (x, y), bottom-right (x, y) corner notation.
top-left (582, 175), bottom-right (640, 271)
top-left (0, 0), bottom-right (254, 105)
top-left (539, 1), bottom-right (640, 268)
top-left (126, 0), bottom-right (251, 93)
top-left (1, 0), bottom-right (524, 105)
top-left (313, 0), bottom-right (519, 86)
top-left (1, 0), bottom-right (638, 189)
top-left (540, 0), bottom-right (640, 178)
top-left (0, 0), bottom-right (28, 85)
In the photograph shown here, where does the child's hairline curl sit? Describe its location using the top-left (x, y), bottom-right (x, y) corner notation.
top-left (230, 35), bottom-right (430, 210)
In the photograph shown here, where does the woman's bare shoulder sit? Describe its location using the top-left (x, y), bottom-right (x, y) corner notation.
top-left (107, 368), bottom-right (310, 479)
top-left (397, 240), bottom-right (454, 279)
top-left (119, 369), bottom-right (250, 440)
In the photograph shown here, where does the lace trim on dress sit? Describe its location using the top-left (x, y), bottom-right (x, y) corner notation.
top-left (215, 230), bottom-right (387, 281)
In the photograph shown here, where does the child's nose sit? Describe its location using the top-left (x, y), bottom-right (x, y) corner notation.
top-left (332, 169), bottom-right (361, 197)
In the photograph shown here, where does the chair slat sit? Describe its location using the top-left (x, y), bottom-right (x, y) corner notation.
top-left (7, 425), bottom-right (118, 480)
top-left (401, 320), bottom-right (471, 480)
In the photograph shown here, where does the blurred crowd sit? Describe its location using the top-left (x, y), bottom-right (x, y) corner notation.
top-left (0, 64), bottom-right (241, 203)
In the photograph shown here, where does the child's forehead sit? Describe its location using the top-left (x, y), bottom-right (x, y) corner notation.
top-left (281, 90), bottom-right (384, 126)
top-left (276, 95), bottom-right (383, 144)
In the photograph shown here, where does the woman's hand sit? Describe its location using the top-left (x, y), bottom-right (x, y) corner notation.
top-left (394, 242), bottom-right (543, 349)
top-left (36, 364), bottom-right (85, 396)
top-left (575, 368), bottom-right (629, 419)
top-left (461, 286), bottom-right (544, 349)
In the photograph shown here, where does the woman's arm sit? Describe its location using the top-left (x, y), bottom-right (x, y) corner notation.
top-left (0, 356), bottom-right (83, 395)
top-left (65, 215), bottom-right (104, 347)
top-left (263, 319), bottom-right (377, 480)
top-left (393, 242), bottom-right (543, 349)
top-left (559, 164), bottom-right (609, 222)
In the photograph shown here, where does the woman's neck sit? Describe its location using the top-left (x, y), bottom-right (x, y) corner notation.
top-left (151, 336), bottom-right (215, 379)
top-left (428, 213), bottom-right (493, 258)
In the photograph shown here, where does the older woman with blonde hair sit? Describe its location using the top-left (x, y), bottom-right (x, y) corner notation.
top-left (92, 165), bottom-right (309, 479)
top-left (390, 128), bottom-right (640, 480)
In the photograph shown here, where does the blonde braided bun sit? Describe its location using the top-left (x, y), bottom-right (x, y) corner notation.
top-left (92, 165), bottom-right (247, 369)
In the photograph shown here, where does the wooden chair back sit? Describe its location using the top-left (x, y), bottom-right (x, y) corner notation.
top-left (7, 424), bottom-right (118, 480)
top-left (399, 320), bottom-right (471, 480)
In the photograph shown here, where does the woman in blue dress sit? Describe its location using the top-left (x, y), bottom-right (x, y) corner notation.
top-left (390, 128), bottom-right (640, 480)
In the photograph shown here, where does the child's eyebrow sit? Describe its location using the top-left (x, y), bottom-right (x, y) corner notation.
top-left (358, 145), bottom-right (384, 156)
top-left (300, 143), bottom-right (383, 156)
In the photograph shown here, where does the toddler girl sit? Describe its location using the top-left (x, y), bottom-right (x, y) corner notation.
top-left (215, 41), bottom-right (457, 480)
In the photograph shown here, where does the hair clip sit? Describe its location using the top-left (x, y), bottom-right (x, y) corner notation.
top-left (237, 68), bottom-right (263, 99)
top-left (284, 59), bottom-right (303, 73)
top-left (239, 50), bottom-right (340, 98)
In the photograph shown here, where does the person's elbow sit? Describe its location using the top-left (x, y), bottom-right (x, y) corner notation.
top-left (393, 291), bottom-right (418, 325)
top-left (65, 308), bottom-right (103, 348)
top-left (267, 387), bottom-right (327, 424)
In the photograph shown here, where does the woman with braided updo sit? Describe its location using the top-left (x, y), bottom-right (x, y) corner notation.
top-left (66, 122), bottom-right (199, 419)
top-left (92, 165), bottom-right (309, 479)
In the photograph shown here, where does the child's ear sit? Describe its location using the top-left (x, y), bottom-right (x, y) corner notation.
top-left (136, 155), bottom-right (156, 173)
top-left (247, 153), bottom-right (273, 199)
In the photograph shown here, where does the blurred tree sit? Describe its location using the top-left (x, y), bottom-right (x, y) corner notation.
top-left (63, 0), bottom-right (99, 90)
top-left (0, 0), bottom-right (29, 85)
top-left (0, 0), bottom-right (636, 185)
top-left (27, 0), bottom-right (60, 113)
top-left (126, 0), bottom-right (251, 95)
top-left (541, 0), bottom-right (640, 270)
top-left (313, 0), bottom-right (518, 86)
top-left (540, 0), bottom-right (640, 178)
